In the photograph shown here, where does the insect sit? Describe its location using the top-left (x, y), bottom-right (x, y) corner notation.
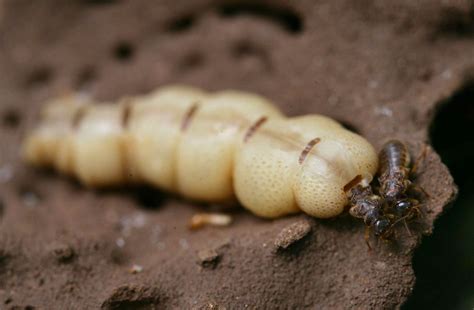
top-left (23, 84), bottom-right (379, 220)
top-left (345, 176), bottom-right (391, 248)
top-left (189, 213), bottom-right (233, 230)
top-left (345, 140), bottom-right (428, 247)
top-left (378, 140), bottom-right (427, 226)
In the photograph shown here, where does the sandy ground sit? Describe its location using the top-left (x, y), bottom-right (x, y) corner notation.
top-left (1, 0), bottom-right (472, 308)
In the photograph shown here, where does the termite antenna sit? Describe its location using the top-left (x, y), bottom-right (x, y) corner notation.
top-left (402, 219), bottom-right (412, 236)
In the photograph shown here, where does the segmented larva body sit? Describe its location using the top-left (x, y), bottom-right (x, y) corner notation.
top-left (23, 85), bottom-right (378, 219)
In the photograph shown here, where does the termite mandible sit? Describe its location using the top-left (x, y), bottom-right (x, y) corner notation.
top-left (23, 85), bottom-right (378, 219)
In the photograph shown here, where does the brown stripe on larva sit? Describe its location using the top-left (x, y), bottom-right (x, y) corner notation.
top-left (121, 101), bottom-right (133, 129)
top-left (119, 135), bottom-right (132, 183)
top-left (244, 116), bottom-right (267, 142)
top-left (181, 102), bottom-right (199, 131)
top-left (298, 137), bottom-right (321, 164)
top-left (343, 174), bottom-right (363, 193)
top-left (71, 106), bottom-right (88, 130)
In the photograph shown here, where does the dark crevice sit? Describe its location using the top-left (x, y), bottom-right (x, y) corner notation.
top-left (24, 66), bottom-right (53, 89)
top-left (165, 15), bottom-right (195, 33)
top-left (404, 82), bottom-right (474, 309)
top-left (112, 42), bottom-right (134, 62)
top-left (131, 186), bottom-right (165, 210)
top-left (432, 6), bottom-right (474, 38)
top-left (217, 2), bottom-right (302, 34)
top-left (338, 120), bottom-right (360, 134)
top-left (2, 108), bottom-right (21, 129)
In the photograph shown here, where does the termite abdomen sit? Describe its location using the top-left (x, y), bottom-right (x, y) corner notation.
top-left (379, 140), bottom-right (410, 174)
top-left (378, 140), bottom-right (411, 203)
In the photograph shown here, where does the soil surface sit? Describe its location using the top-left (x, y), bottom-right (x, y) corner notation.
top-left (0, 0), bottom-right (471, 309)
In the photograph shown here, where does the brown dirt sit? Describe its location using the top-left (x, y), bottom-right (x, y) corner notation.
top-left (0, 0), bottom-right (470, 308)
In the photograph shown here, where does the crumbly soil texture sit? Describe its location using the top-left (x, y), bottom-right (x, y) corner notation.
top-left (0, 0), bottom-right (471, 309)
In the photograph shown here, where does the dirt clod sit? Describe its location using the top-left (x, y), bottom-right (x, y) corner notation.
top-left (274, 219), bottom-right (312, 252)
top-left (49, 242), bottom-right (75, 264)
top-left (197, 248), bottom-right (221, 269)
top-left (101, 285), bottom-right (160, 310)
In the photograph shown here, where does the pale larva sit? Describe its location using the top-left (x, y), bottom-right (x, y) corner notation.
top-left (23, 85), bottom-right (378, 219)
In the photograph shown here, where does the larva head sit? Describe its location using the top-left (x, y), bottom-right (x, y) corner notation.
top-left (380, 172), bottom-right (408, 203)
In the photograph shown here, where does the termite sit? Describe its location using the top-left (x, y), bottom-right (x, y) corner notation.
top-left (23, 85), bottom-right (378, 220)
top-left (345, 176), bottom-right (391, 248)
top-left (189, 213), bottom-right (233, 230)
top-left (378, 140), bottom-right (427, 228)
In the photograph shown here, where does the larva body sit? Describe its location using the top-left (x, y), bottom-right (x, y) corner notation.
top-left (24, 85), bottom-right (378, 219)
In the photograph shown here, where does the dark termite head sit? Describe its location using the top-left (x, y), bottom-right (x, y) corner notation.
top-left (373, 217), bottom-right (391, 237)
top-left (380, 172), bottom-right (408, 203)
top-left (391, 197), bottom-right (419, 218)
top-left (363, 208), bottom-right (381, 226)
top-left (394, 199), bottom-right (411, 216)
top-left (347, 185), bottom-right (384, 220)
top-left (349, 196), bottom-right (382, 219)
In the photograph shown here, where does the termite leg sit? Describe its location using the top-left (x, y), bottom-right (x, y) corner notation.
top-left (390, 204), bottom-right (420, 230)
top-left (405, 198), bottom-right (423, 219)
top-left (408, 183), bottom-right (430, 199)
top-left (410, 144), bottom-right (428, 178)
top-left (380, 224), bottom-right (395, 242)
top-left (402, 219), bottom-right (412, 236)
top-left (364, 226), bottom-right (372, 251)
top-left (411, 204), bottom-right (424, 219)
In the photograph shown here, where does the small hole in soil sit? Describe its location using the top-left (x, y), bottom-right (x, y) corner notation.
top-left (76, 66), bottom-right (98, 90)
top-left (132, 186), bottom-right (165, 210)
top-left (218, 3), bottom-right (303, 34)
top-left (18, 186), bottom-right (42, 208)
top-left (433, 7), bottom-right (474, 38)
top-left (2, 109), bottom-right (21, 129)
top-left (24, 66), bottom-right (53, 89)
top-left (165, 15), bottom-right (195, 33)
top-left (233, 41), bottom-right (258, 58)
top-left (232, 41), bottom-right (272, 72)
top-left (178, 52), bottom-right (204, 72)
top-left (113, 42), bottom-right (134, 62)
top-left (404, 81), bottom-right (474, 309)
